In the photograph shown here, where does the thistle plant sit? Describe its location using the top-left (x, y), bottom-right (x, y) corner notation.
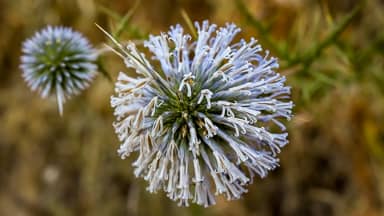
top-left (108, 21), bottom-right (293, 207)
top-left (20, 26), bottom-right (98, 115)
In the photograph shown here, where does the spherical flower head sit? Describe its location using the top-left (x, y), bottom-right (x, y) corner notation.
top-left (20, 26), bottom-right (98, 115)
top-left (110, 21), bottom-right (293, 207)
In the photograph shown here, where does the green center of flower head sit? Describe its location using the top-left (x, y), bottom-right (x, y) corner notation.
top-left (150, 72), bottom-right (216, 140)
top-left (40, 40), bottom-right (65, 67)
top-left (36, 38), bottom-right (89, 78)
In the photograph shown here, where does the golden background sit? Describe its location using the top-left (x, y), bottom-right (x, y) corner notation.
top-left (0, 0), bottom-right (383, 215)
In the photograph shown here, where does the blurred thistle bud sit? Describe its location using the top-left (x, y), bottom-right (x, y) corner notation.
top-left (20, 26), bottom-right (98, 115)
top-left (107, 21), bottom-right (293, 207)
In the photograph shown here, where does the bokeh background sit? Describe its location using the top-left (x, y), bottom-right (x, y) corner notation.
top-left (0, 0), bottom-right (383, 215)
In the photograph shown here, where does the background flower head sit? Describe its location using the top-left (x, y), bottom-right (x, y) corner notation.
top-left (20, 26), bottom-right (98, 115)
top-left (109, 21), bottom-right (293, 207)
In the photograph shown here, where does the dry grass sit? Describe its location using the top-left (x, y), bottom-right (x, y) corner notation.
top-left (0, 0), bottom-right (383, 215)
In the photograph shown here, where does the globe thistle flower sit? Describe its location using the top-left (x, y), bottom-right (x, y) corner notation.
top-left (108, 21), bottom-right (293, 207)
top-left (20, 26), bottom-right (98, 115)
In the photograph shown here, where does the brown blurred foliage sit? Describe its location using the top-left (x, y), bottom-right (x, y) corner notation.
top-left (0, 0), bottom-right (383, 215)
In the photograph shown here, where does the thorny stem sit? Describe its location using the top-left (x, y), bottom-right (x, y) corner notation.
top-left (236, 0), bottom-right (364, 73)
top-left (113, 0), bottom-right (141, 39)
top-left (235, 0), bottom-right (287, 59)
top-left (287, 1), bottom-right (364, 71)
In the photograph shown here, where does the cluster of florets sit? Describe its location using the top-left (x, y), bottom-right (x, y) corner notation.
top-left (110, 21), bottom-right (293, 207)
top-left (21, 26), bottom-right (97, 115)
